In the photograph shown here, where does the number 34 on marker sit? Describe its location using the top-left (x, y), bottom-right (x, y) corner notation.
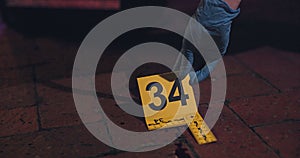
top-left (137, 72), bottom-right (198, 130)
top-left (137, 72), bottom-right (217, 145)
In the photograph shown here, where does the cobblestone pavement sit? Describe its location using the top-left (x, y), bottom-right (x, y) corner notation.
top-left (0, 14), bottom-right (299, 158)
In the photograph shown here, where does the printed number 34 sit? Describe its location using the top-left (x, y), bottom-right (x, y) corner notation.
top-left (146, 78), bottom-right (189, 111)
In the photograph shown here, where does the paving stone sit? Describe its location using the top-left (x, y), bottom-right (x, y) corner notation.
top-left (0, 28), bottom-right (34, 68)
top-left (31, 37), bottom-right (120, 82)
top-left (30, 38), bottom-right (72, 64)
top-left (34, 61), bottom-right (69, 81)
top-left (53, 72), bottom-right (130, 100)
top-left (0, 67), bottom-right (33, 89)
top-left (229, 89), bottom-right (300, 126)
top-left (101, 70), bottom-right (145, 99)
top-left (59, 44), bottom-right (79, 75)
top-left (277, 50), bottom-right (300, 67)
top-left (107, 116), bottom-right (146, 141)
top-left (98, 98), bottom-right (190, 152)
top-left (32, 38), bottom-right (78, 80)
top-left (236, 47), bottom-right (300, 91)
top-left (38, 76), bottom-right (126, 127)
top-left (100, 98), bottom-right (147, 132)
top-left (37, 84), bottom-right (85, 128)
top-left (254, 122), bottom-right (300, 158)
top-left (0, 83), bottom-right (36, 110)
top-left (108, 128), bottom-right (183, 155)
top-left (96, 73), bottom-right (113, 97)
top-left (199, 73), bottom-right (278, 104)
top-left (37, 71), bottom-right (135, 129)
top-left (222, 55), bottom-right (250, 75)
top-left (226, 73), bottom-right (278, 99)
top-left (182, 106), bottom-right (279, 158)
top-left (0, 48), bottom-right (30, 69)
top-left (95, 51), bottom-right (123, 74)
top-left (102, 142), bottom-right (193, 158)
top-left (0, 125), bottom-right (112, 158)
top-left (100, 99), bottom-right (125, 118)
top-left (0, 106), bottom-right (38, 137)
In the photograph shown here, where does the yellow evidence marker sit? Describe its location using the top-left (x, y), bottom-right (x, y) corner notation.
top-left (185, 113), bottom-right (217, 144)
top-left (137, 72), bottom-right (217, 145)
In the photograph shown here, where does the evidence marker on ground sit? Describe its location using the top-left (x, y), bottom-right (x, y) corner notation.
top-left (184, 113), bottom-right (217, 144)
top-left (137, 72), bottom-right (217, 145)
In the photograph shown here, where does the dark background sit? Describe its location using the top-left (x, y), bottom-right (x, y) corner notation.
top-left (1, 0), bottom-right (300, 53)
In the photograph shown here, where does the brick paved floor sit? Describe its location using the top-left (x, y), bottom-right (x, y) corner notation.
top-left (0, 17), bottom-right (299, 158)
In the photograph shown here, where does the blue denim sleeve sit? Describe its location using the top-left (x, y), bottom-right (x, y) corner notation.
top-left (174, 0), bottom-right (240, 83)
top-left (195, 0), bottom-right (240, 55)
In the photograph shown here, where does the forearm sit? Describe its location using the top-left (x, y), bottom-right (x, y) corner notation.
top-left (189, 0), bottom-right (241, 82)
top-left (192, 0), bottom-right (241, 56)
top-left (174, 0), bottom-right (242, 83)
